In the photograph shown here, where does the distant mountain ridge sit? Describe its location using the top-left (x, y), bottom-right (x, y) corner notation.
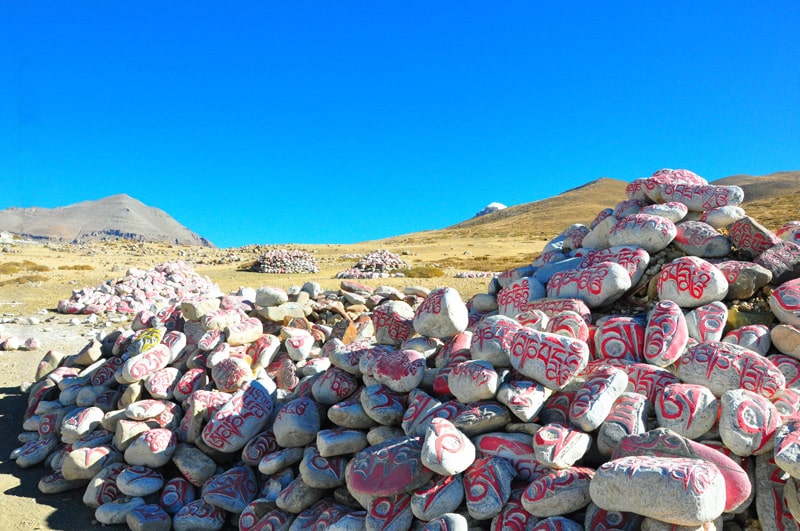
top-left (0, 194), bottom-right (213, 247)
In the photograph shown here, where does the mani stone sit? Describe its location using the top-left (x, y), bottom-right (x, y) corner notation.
top-left (366, 494), bottom-right (414, 531)
top-left (772, 278), bottom-right (800, 328)
top-left (62, 445), bottom-right (123, 481)
top-left (347, 435), bottom-right (433, 497)
top-left (755, 453), bottom-right (800, 531)
top-left (203, 465), bottom-right (258, 513)
top-left (411, 474), bottom-right (464, 521)
top-left (718, 389), bottom-right (780, 457)
top-left (312, 367), bottom-right (359, 405)
top-left (497, 379), bottom-right (551, 422)
top-left (172, 499), bottom-right (226, 531)
top-left (448, 360), bottom-right (499, 403)
top-left (644, 300), bottom-right (688, 367)
top-left (420, 513), bottom-right (469, 531)
top-left (472, 432), bottom-right (538, 481)
top-left (372, 300), bottom-right (415, 346)
top-left (299, 445), bottom-right (348, 489)
top-left (509, 328), bottom-right (589, 391)
top-left (125, 428), bottom-right (176, 468)
top-left (421, 418), bottom-right (475, 476)
top-left (655, 383), bottom-right (718, 440)
top-left (361, 384), bottom-right (406, 426)
top-left (590, 455), bottom-right (726, 526)
top-left (126, 504), bottom-right (171, 531)
top-left (413, 287), bottom-right (469, 338)
top-left (673, 220), bottom-right (731, 257)
top-left (608, 213), bottom-right (677, 253)
top-left (728, 216), bottom-right (781, 259)
top-left (258, 448), bottom-right (304, 476)
top-left (116, 465), bottom-right (164, 496)
top-left (497, 277), bottom-right (546, 318)
top-left (160, 477), bottom-right (195, 516)
top-left (470, 314), bottom-right (521, 367)
top-left (715, 260), bottom-right (773, 300)
top-left (317, 428), bottom-right (368, 457)
top-left (596, 392), bottom-right (650, 457)
top-left (774, 420), bottom-right (800, 479)
top-left (569, 365), bottom-right (628, 431)
top-left (13, 436), bottom-right (59, 469)
top-left (545, 310), bottom-right (589, 341)
top-left (463, 456), bottom-right (517, 520)
top-left (580, 245), bottom-right (650, 286)
top-left (172, 443), bottom-right (217, 488)
top-left (756, 240), bottom-right (800, 284)
top-left (371, 348), bottom-right (426, 393)
top-left (533, 423), bottom-right (591, 469)
top-left (61, 406), bottom-right (104, 444)
top-left (521, 466), bottom-right (594, 518)
top-left (273, 396), bottom-right (321, 447)
top-left (275, 476), bottom-right (326, 514)
top-left (657, 256), bottom-right (729, 307)
top-left (546, 262), bottom-right (632, 308)
top-left (95, 496), bottom-right (146, 525)
top-left (201, 379), bottom-right (275, 453)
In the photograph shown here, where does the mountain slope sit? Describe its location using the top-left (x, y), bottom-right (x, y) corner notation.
top-left (0, 194), bottom-right (213, 247)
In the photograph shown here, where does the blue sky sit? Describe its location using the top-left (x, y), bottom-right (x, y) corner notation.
top-left (1, 2), bottom-right (798, 248)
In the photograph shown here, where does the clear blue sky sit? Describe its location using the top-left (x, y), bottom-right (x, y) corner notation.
top-left (2, 2), bottom-right (798, 248)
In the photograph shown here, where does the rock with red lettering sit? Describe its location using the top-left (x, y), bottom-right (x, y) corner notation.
top-left (584, 502), bottom-right (643, 531)
top-left (62, 445), bottom-right (123, 480)
top-left (680, 341), bottom-right (785, 398)
top-left (544, 310), bottom-right (589, 342)
top-left (172, 367), bottom-right (208, 403)
top-left (579, 245), bottom-right (650, 286)
top-left (596, 392), bottom-right (650, 456)
top-left (283, 328), bottom-right (315, 362)
top-left (547, 262), bottom-right (632, 308)
top-left (497, 277), bottom-right (547, 318)
top-left (715, 260), bottom-right (773, 300)
top-left (211, 356), bottom-right (253, 393)
top-left (172, 499), bottom-right (225, 531)
top-left (522, 466), bottom-right (594, 518)
top-left (718, 388), bottom-right (780, 457)
top-left (472, 432), bottom-right (539, 481)
top-left (569, 365), bottom-right (629, 431)
top-left (160, 477), bottom-right (195, 516)
top-left (413, 287), bottom-right (468, 338)
top-left (759, 241), bottom-right (800, 284)
top-left (533, 423), bottom-right (590, 469)
top-left (82, 462), bottom-right (126, 508)
top-left (125, 428), bottom-right (176, 468)
top-left (360, 384), bottom-right (406, 426)
top-left (590, 455), bottom-right (726, 526)
top-left (728, 216), bottom-right (781, 259)
top-left (686, 301), bottom-right (728, 343)
top-left (641, 201), bottom-right (688, 223)
top-left (116, 465), bottom-right (164, 497)
top-left (608, 213), bottom-right (677, 253)
top-left (347, 435), bottom-right (433, 496)
top-left (612, 428), bottom-right (751, 513)
top-left (272, 396), bottom-right (321, 448)
top-left (673, 220), bottom-right (731, 257)
top-left (773, 324), bottom-right (800, 358)
top-left (420, 417), bottom-right (475, 476)
top-left (489, 488), bottom-right (538, 529)
top-left (448, 360), bottom-right (499, 403)
top-left (463, 456), bottom-right (517, 520)
top-left (125, 399), bottom-right (167, 421)
top-left (410, 474), bottom-right (464, 521)
top-left (701, 204), bottom-right (746, 228)
top-left (655, 383), bottom-right (718, 440)
top-left (662, 182), bottom-right (743, 211)
top-left (497, 380), bottom-right (552, 422)
top-left (258, 448), bottom-right (304, 476)
top-left (509, 328), bottom-right (589, 391)
top-left (12, 436), bottom-right (59, 468)
top-left (724, 324), bottom-right (772, 355)
top-left (657, 256), bottom-right (729, 307)
top-left (311, 367), bottom-right (358, 405)
top-left (202, 379), bottom-right (274, 453)
top-left (60, 406), bottom-right (104, 444)
top-left (202, 465), bottom-right (258, 513)
top-left (755, 453), bottom-right (800, 531)
top-left (774, 420), bottom-right (800, 479)
top-left (365, 494), bottom-right (413, 531)
top-left (778, 221), bottom-right (800, 243)
top-left (643, 300), bottom-right (688, 367)
top-left (225, 317), bottom-right (263, 346)
top-left (470, 315), bottom-right (521, 367)
top-left (594, 316), bottom-right (645, 363)
top-left (299, 445), bottom-right (348, 489)
top-left (370, 348), bottom-right (426, 393)
top-left (121, 344), bottom-right (171, 383)
top-left (771, 278), bottom-right (800, 328)
top-left (607, 361), bottom-right (680, 404)
top-left (770, 353), bottom-right (800, 390)
top-left (582, 212), bottom-right (616, 249)
top-left (95, 496), bottom-right (147, 525)
top-left (372, 301), bottom-right (415, 346)
top-left (144, 367), bottom-right (181, 400)
top-left (126, 503), bottom-right (171, 531)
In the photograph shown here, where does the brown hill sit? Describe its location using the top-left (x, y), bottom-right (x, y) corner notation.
top-left (0, 194), bottom-right (213, 247)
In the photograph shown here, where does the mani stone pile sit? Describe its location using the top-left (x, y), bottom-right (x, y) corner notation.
top-left (336, 249), bottom-right (409, 279)
top-left (250, 250), bottom-right (321, 275)
top-left (12, 167), bottom-right (800, 531)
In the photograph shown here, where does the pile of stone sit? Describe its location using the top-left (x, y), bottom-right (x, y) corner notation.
top-left (11, 167), bottom-right (800, 530)
top-left (57, 261), bottom-right (220, 316)
top-left (250, 249), bottom-right (320, 274)
top-left (336, 249), bottom-right (408, 279)
top-left (455, 271), bottom-right (498, 279)
top-left (0, 324), bottom-right (40, 351)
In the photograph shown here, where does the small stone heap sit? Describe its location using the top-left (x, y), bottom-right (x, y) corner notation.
top-left (57, 261), bottom-right (220, 315)
top-left (336, 249), bottom-right (408, 279)
top-left (250, 249), bottom-right (320, 274)
top-left (12, 167), bottom-right (800, 530)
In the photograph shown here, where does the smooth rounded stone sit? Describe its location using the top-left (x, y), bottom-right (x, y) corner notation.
top-left (534, 257), bottom-right (582, 285)
top-left (317, 428), bottom-right (368, 457)
top-left (490, 489), bottom-right (538, 529)
top-left (311, 367), bottom-right (359, 405)
top-left (38, 409), bottom-right (67, 439)
top-left (448, 360), bottom-right (499, 403)
top-left (197, 328), bottom-right (223, 352)
top-left (547, 262), bottom-right (632, 308)
top-left (160, 477), bottom-right (196, 516)
top-left (470, 315), bottom-right (521, 367)
top-left (673, 220), bottom-right (731, 257)
top-left (173, 499), bottom-right (226, 531)
top-left (517, 310), bottom-right (549, 330)
top-left (419, 512), bottom-right (469, 531)
top-left (760, 239), bottom-right (800, 287)
top-left (289, 500), bottom-right (347, 530)
top-left (772, 278), bottom-right (800, 328)
top-left (113, 419), bottom-right (150, 451)
top-left (656, 383), bottom-right (719, 440)
top-left (359, 384), bottom-right (406, 426)
top-left (299, 445), bottom-right (348, 488)
top-left (365, 494), bottom-right (413, 531)
top-left (202, 465), bottom-right (258, 513)
top-left (521, 466), bottom-right (594, 518)
top-left (144, 366), bottom-right (181, 399)
top-left (657, 256), bottom-right (729, 308)
top-left (686, 305), bottom-right (727, 348)
top-left (401, 388), bottom-right (443, 436)
top-left (509, 328), bottom-right (589, 391)
top-left (679, 341), bottom-right (785, 399)
top-left (62, 445), bottom-right (123, 480)
top-left (258, 447), bottom-right (304, 475)
top-left (773, 388), bottom-right (800, 419)
top-left (348, 435), bottom-right (433, 496)
top-left (241, 430), bottom-right (279, 466)
top-left (719, 388), bottom-right (780, 456)
top-left (774, 420), bottom-right (800, 479)
top-left (172, 367), bottom-right (209, 403)
top-left (755, 453), bottom-right (800, 531)
top-left (181, 297), bottom-right (221, 321)
top-left (533, 423), bottom-right (591, 469)
top-left (372, 300), bottom-right (415, 346)
top-left (60, 406), bottom-right (104, 444)
top-left (411, 474), bottom-right (464, 521)
top-left (608, 213), bottom-right (677, 253)
top-left (38, 469), bottom-right (89, 494)
top-left (470, 293), bottom-right (498, 314)
top-left (413, 287), bottom-right (469, 338)
top-left (121, 344), bottom-right (171, 383)
top-left (773, 324), bottom-right (800, 358)
top-left (569, 364), bottom-right (629, 431)
top-left (639, 201), bottom-right (688, 222)
top-left (584, 502), bottom-right (643, 530)
top-left (13, 436), bottom-right (59, 468)
top-left (116, 465), bottom-right (164, 496)
top-left (643, 300), bottom-right (689, 367)
top-left (284, 328), bottom-right (315, 362)
top-left (273, 396), bottom-right (321, 448)
top-left (83, 462), bottom-right (126, 508)
top-left (275, 476), bottom-right (327, 513)
top-left (371, 348), bottom-right (426, 393)
top-left (95, 495), bottom-right (146, 525)
top-left (472, 432), bottom-right (538, 481)
top-left (699, 204), bottom-right (745, 227)
top-left (531, 516), bottom-right (583, 530)
top-left (579, 245), bottom-right (650, 286)
top-left (125, 399), bottom-right (167, 421)
top-left (591, 455), bottom-right (726, 526)
top-left (723, 323), bottom-right (771, 355)
top-left (728, 216), bottom-right (781, 259)
top-left (225, 316), bottom-right (263, 347)
top-left (497, 277), bottom-right (547, 318)
top-left (454, 401), bottom-right (511, 437)
top-left (256, 286), bottom-right (289, 307)
top-left (210, 356), bottom-right (253, 393)
top-left (420, 418), bottom-right (475, 476)
top-left (581, 214), bottom-right (616, 249)
top-left (714, 260), bottom-right (773, 300)
top-left (126, 503), bottom-right (171, 531)
top-left (239, 503), bottom-right (293, 531)
top-left (35, 349), bottom-right (70, 382)
top-left (612, 428), bottom-right (751, 513)
top-left (786, 477), bottom-right (800, 524)
top-left (496, 380), bottom-right (552, 422)
top-left (125, 428), bottom-right (176, 467)
top-left (90, 356), bottom-right (125, 388)
top-left (463, 456), bottom-right (516, 520)
top-left (202, 379), bottom-right (275, 453)
top-left (526, 297), bottom-right (592, 324)
top-left (771, 353), bottom-right (800, 390)
top-left (544, 310), bottom-right (589, 341)
top-left (171, 443), bottom-right (217, 487)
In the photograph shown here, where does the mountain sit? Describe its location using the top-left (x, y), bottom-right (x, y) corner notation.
top-left (0, 194), bottom-right (214, 247)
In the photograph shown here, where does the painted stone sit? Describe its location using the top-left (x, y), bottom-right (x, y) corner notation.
top-left (82, 462), bottom-right (126, 508)
top-left (641, 201), bottom-right (688, 223)
top-left (771, 354), bottom-right (800, 389)
top-left (608, 213), bottom-right (677, 253)
top-left (521, 466), bottom-right (594, 518)
top-left (372, 300), bottom-right (415, 346)
top-left (496, 380), bottom-right (551, 423)
top-left (171, 443), bottom-right (217, 487)
top-left (772, 278), bottom-right (800, 328)
top-left (596, 392), bottom-right (650, 457)
top-left (144, 366), bottom-right (181, 400)
top-left (755, 453), bottom-right (800, 531)
top-left (497, 277), bottom-right (547, 318)
top-left (594, 317), bottom-right (645, 363)
top-left (569, 365), bottom-right (628, 431)
top-left (448, 360), bottom-right (499, 403)
top-left (413, 287), bottom-right (469, 338)
top-left (533, 423), bottom-right (590, 470)
top-left (347, 435), bottom-right (434, 496)
top-left (38, 469), bottom-right (88, 494)
top-left (273, 395), bottom-right (321, 447)
top-left (202, 465), bottom-right (258, 513)
top-left (544, 310), bottom-right (589, 342)
top-left (472, 432), bottom-right (540, 481)
top-left (680, 340), bottom-right (785, 399)
top-left (328, 389), bottom-right (378, 430)
top-left (673, 220), bottom-right (731, 257)
top-left (299, 445), bottom-right (348, 489)
top-left (13, 436), bottom-right (59, 468)
top-left (62, 445), bottom-right (123, 481)
top-left (534, 257), bottom-right (582, 285)
top-left (655, 383), bottom-right (718, 440)
top-left (172, 499), bottom-right (225, 531)
top-left (311, 366), bottom-right (358, 405)
top-left (463, 456), bottom-right (517, 520)
top-left (686, 301), bottom-right (728, 343)
top-left (95, 496), bottom-right (147, 525)
top-left (258, 447), bottom-right (304, 476)
top-left (547, 262), bottom-right (632, 308)
top-left (202, 379), bottom-right (274, 453)
top-left (241, 430), bottom-right (279, 466)
top-left (121, 344), bottom-right (172, 383)
top-left (160, 477), bottom-right (196, 516)
top-left (728, 216), bottom-right (781, 259)
top-left (657, 256), bottom-right (729, 308)
top-left (247, 334), bottom-right (281, 369)
top-left (411, 474), bottom-right (464, 521)
top-left (606, 360), bottom-right (680, 404)
top-left (61, 406), bottom-right (104, 444)
top-left (361, 384), bottom-right (407, 426)
top-left (530, 516), bottom-right (583, 530)
top-left (715, 260), bottom-right (773, 300)
top-left (366, 494), bottom-right (414, 531)
top-left (371, 348), bottom-right (426, 393)
top-left (125, 399), bottom-right (167, 421)
top-left (579, 245), bottom-right (650, 286)
top-left (526, 297), bottom-right (592, 324)
top-left (401, 388), bottom-right (443, 436)
top-left (490, 488), bottom-right (539, 530)
top-left (509, 328), bottom-right (589, 391)
top-left (583, 501), bottom-right (643, 530)
top-left (590, 455), bottom-right (725, 526)
top-left (125, 428), bottom-right (176, 468)
top-left (419, 513), bottom-right (469, 531)
top-left (774, 420), bottom-right (800, 479)
top-left (126, 504), bottom-right (171, 531)
top-left (116, 465), bottom-right (164, 496)
top-left (454, 401), bottom-right (512, 437)
top-left (421, 417), bottom-right (475, 476)
top-left (470, 314), bottom-right (521, 367)
top-left (172, 367), bottom-right (208, 403)
top-left (275, 476), bottom-right (326, 514)
top-left (211, 356), bottom-right (253, 393)
top-left (643, 300), bottom-right (688, 367)
top-left (700, 204), bottom-right (746, 228)
top-left (91, 356), bottom-right (125, 387)
top-left (239, 503), bottom-right (294, 531)
top-left (225, 316), bottom-right (263, 346)
top-left (773, 388), bottom-right (800, 419)
top-left (724, 323), bottom-right (771, 355)
top-left (718, 388), bottom-right (780, 456)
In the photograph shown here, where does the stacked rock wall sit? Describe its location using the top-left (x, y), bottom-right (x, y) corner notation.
top-left (12, 168), bottom-right (800, 529)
